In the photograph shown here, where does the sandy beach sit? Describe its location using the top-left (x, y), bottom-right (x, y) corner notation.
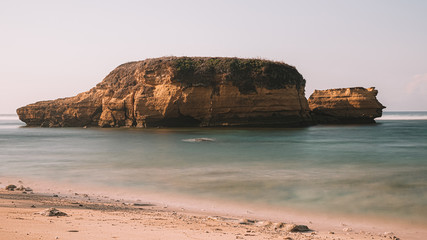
top-left (1, 178), bottom-right (425, 240)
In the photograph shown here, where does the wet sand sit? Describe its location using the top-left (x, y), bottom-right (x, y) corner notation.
top-left (0, 178), bottom-right (425, 240)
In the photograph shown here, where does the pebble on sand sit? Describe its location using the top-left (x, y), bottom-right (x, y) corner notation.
top-left (284, 224), bottom-right (310, 232)
top-left (5, 185), bottom-right (17, 191)
top-left (40, 208), bottom-right (68, 217)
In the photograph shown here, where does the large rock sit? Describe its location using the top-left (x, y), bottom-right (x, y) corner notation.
top-left (17, 57), bottom-right (313, 127)
top-left (308, 87), bottom-right (385, 123)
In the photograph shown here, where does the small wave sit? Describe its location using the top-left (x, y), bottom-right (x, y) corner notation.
top-left (378, 114), bottom-right (427, 120)
top-left (0, 125), bottom-right (22, 129)
top-left (182, 138), bottom-right (216, 142)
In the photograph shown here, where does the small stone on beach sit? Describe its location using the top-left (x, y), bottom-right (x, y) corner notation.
top-left (284, 224), bottom-right (310, 232)
top-left (238, 218), bottom-right (255, 225)
top-left (40, 208), bottom-right (68, 217)
top-left (5, 185), bottom-right (17, 191)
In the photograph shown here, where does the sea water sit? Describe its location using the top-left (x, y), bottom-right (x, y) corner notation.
top-left (1, 112), bottom-right (426, 224)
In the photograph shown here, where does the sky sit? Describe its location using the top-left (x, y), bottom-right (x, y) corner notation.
top-left (1, 0), bottom-right (426, 113)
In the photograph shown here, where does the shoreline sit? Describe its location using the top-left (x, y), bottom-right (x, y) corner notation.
top-left (1, 177), bottom-right (425, 239)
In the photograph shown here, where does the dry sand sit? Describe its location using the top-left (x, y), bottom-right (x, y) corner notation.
top-left (0, 178), bottom-right (425, 240)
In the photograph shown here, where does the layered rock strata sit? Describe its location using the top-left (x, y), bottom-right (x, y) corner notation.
top-left (308, 87), bottom-right (385, 124)
top-left (17, 57), bottom-right (313, 127)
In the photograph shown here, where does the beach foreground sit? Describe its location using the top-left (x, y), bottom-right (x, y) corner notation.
top-left (1, 178), bottom-right (425, 240)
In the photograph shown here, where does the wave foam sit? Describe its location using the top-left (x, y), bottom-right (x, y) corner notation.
top-left (182, 138), bottom-right (216, 142)
top-left (378, 113), bottom-right (427, 120)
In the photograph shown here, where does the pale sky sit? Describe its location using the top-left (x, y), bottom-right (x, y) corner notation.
top-left (1, 0), bottom-right (426, 113)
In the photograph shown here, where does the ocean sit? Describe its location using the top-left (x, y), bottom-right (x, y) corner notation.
top-left (1, 112), bottom-right (426, 224)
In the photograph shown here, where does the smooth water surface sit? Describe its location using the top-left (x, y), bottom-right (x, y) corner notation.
top-left (1, 112), bottom-right (426, 223)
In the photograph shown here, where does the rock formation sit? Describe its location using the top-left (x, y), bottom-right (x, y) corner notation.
top-left (17, 57), bottom-right (386, 127)
top-left (308, 87), bottom-right (385, 123)
top-left (17, 57), bottom-right (313, 127)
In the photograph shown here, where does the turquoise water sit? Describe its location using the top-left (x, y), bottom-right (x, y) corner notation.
top-left (1, 112), bottom-right (426, 223)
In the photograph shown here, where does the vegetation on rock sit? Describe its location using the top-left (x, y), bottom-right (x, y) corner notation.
top-left (171, 57), bottom-right (305, 93)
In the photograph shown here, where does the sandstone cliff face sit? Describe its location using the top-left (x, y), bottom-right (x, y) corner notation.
top-left (308, 87), bottom-right (385, 124)
top-left (17, 57), bottom-right (313, 127)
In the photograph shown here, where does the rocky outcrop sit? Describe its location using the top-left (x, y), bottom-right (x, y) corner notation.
top-left (17, 57), bottom-right (313, 127)
top-left (308, 87), bottom-right (385, 124)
